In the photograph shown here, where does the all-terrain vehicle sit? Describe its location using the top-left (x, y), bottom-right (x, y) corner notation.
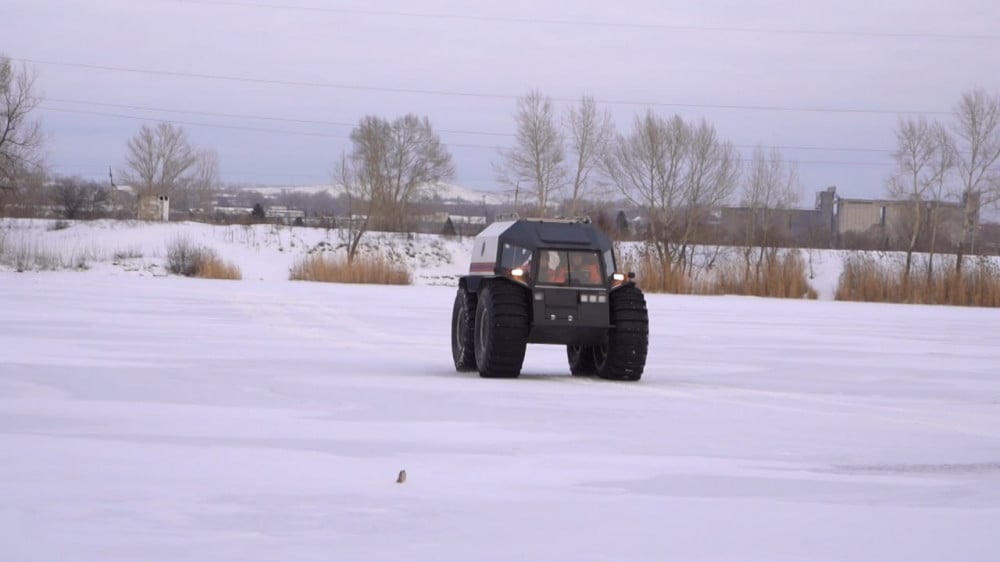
top-left (451, 216), bottom-right (649, 381)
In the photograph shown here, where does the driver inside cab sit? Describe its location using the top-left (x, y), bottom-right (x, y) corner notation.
top-left (570, 252), bottom-right (602, 284)
top-left (540, 250), bottom-right (567, 284)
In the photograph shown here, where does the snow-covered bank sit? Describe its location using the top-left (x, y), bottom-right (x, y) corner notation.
top-left (0, 218), bottom-right (472, 286)
top-left (2, 218), bottom-right (853, 298)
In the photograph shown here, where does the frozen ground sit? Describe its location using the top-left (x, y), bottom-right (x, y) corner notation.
top-left (2, 264), bottom-right (999, 561)
top-left (1, 219), bottom-right (998, 560)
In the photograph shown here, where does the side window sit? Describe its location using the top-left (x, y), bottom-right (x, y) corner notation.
top-left (603, 249), bottom-right (615, 277)
top-left (500, 243), bottom-right (533, 279)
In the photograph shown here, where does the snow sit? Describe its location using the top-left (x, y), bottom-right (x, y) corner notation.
top-left (2, 219), bottom-right (999, 561)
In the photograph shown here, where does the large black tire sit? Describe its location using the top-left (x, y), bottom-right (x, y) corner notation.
top-left (451, 287), bottom-right (477, 371)
top-left (594, 285), bottom-right (648, 381)
top-left (567, 345), bottom-right (596, 375)
top-left (474, 280), bottom-right (529, 378)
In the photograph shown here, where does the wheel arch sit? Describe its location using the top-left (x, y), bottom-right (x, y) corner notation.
top-left (461, 274), bottom-right (494, 294)
top-left (609, 279), bottom-right (641, 294)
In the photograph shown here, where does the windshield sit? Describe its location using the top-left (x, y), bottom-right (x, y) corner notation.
top-left (536, 250), bottom-right (604, 287)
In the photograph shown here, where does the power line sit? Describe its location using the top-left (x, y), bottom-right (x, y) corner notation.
top-left (45, 98), bottom-right (892, 154)
top-left (42, 106), bottom-right (349, 139)
top-left (48, 163), bottom-right (332, 182)
top-left (163, 0), bottom-right (1000, 41)
top-left (45, 97), bottom-right (514, 138)
top-left (45, 97), bottom-right (898, 152)
top-left (18, 57), bottom-right (950, 116)
top-left (38, 105), bottom-right (505, 150)
top-left (40, 104), bottom-right (894, 167)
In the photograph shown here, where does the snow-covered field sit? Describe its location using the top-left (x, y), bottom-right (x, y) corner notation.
top-left (2, 219), bottom-right (999, 561)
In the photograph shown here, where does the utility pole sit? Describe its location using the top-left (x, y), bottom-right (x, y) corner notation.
top-left (109, 167), bottom-right (119, 217)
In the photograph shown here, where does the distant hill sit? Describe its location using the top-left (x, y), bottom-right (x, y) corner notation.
top-left (227, 182), bottom-right (509, 206)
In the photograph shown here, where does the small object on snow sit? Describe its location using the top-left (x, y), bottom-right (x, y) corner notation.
top-left (396, 469), bottom-right (407, 484)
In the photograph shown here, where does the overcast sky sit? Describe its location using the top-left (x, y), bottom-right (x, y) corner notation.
top-left (5, 0), bottom-right (1000, 202)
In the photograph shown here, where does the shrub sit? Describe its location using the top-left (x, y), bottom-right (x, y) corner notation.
top-left (166, 237), bottom-right (200, 276)
top-left (710, 250), bottom-right (818, 299)
top-left (195, 251), bottom-right (242, 280)
top-left (165, 237), bottom-right (241, 280)
top-left (620, 251), bottom-right (695, 293)
top-left (113, 246), bottom-right (143, 261)
top-left (835, 254), bottom-right (1000, 307)
top-left (0, 235), bottom-right (60, 272)
top-left (620, 247), bottom-right (816, 299)
top-left (834, 254), bottom-right (897, 303)
top-left (289, 254), bottom-right (411, 285)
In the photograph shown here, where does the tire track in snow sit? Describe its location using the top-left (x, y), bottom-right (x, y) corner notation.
top-left (221, 290), bottom-right (394, 352)
top-left (617, 378), bottom-right (1000, 439)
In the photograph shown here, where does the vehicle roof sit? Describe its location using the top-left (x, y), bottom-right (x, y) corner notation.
top-left (495, 218), bottom-right (612, 252)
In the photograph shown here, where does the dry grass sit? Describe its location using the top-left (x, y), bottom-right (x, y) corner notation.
top-left (620, 252), bottom-right (695, 293)
top-left (835, 254), bottom-right (1000, 307)
top-left (166, 237), bottom-right (242, 280)
top-left (0, 232), bottom-right (102, 271)
top-left (289, 254), bottom-right (412, 285)
top-left (710, 251), bottom-right (818, 299)
top-left (196, 252), bottom-right (243, 280)
top-left (622, 248), bottom-right (817, 299)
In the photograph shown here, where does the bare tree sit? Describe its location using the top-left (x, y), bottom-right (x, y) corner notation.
top-left (952, 87), bottom-right (1000, 266)
top-left (740, 146), bottom-right (801, 287)
top-left (175, 148), bottom-right (220, 214)
top-left (924, 127), bottom-right (957, 282)
top-left (602, 111), bottom-right (738, 285)
top-left (676, 119), bottom-right (739, 272)
top-left (337, 156), bottom-right (367, 262)
top-left (121, 122), bottom-right (197, 198)
top-left (496, 90), bottom-right (565, 216)
top-left (886, 116), bottom-right (953, 285)
top-left (49, 175), bottom-right (108, 219)
top-left (602, 111), bottom-right (684, 280)
top-left (565, 95), bottom-right (614, 215)
top-left (337, 114), bottom-right (454, 262)
top-left (1, 55), bottom-right (44, 197)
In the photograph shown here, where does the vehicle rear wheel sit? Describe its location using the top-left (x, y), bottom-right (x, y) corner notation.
top-left (567, 345), bottom-right (596, 375)
top-left (474, 280), bottom-right (529, 378)
top-left (595, 285), bottom-right (648, 381)
top-left (451, 287), bottom-right (477, 371)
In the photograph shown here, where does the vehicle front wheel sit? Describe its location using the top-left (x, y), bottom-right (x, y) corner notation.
top-left (474, 280), bottom-right (528, 378)
top-left (594, 285), bottom-right (648, 381)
